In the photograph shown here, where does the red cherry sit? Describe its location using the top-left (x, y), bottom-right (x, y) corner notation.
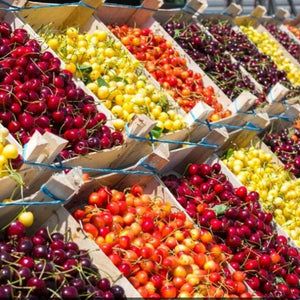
top-left (118, 263), bottom-right (131, 277)
top-left (235, 186), bottom-right (247, 198)
top-left (141, 218), bottom-right (155, 233)
top-left (285, 273), bottom-right (299, 287)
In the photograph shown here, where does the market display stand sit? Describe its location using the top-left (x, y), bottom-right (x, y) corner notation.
top-left (0, 0), bottom-right (300, 298)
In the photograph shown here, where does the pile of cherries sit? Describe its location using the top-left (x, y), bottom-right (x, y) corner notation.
top-left (164, 20), bottom-right (265, 104)
top-left (162, 162), bottom-right (300, 298)
top-left (109, 25), bottom-right (231, 121)
top-left (202, 19), bottom-right (300, 101)
top-left (266, 24), bottom-right (300, 63)
top-left (0, 220), bottom-right (126, 299)
top-left (0, 22), bottom-right (123, 159)
top-left (264, 127), bottom-right (300, 177)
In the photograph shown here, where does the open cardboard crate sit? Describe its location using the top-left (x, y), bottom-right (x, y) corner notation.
top-left (0, 167), bottom-right (140, 298)
top-left (0, 124), bottom-right (68, 201)
top-left (195, 9), bottom-right (300, 107)
top-left (18, 2), bottom-right (198, 151)
top-left (151, 3), bottom-right (265, 97)
top-left (0, 11), bottom-right (166, 177)
top-left (234, 15), bottom-right (300, 83)
top-left (64, 141), bottom-right (256, 297)
top-left (95, 0), bottom-right (275, 143)
top-left (212, 128), bottom-right (300, 251)
top-left (19, 0), bottom-right (267, 146)
top-left (156, 137), bottom-right (300, 294)
top-left (258, 14), bottom-right (300, 49)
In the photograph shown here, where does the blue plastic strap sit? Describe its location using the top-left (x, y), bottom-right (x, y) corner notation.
top-left (102, 2), bottom-right (158, 12)
top-left (233, 99), bottom-right (256, 116)
top-left (148, 131), bottom-right (155, 152)
top-left (41, 184), bottom-right (64, 202)
top-left (208, 121), bottom-right (261, 131)
top-left (268, 88), bottom-right (276, 103)
top-left (0, 200), bottom-right (63, 206)
top-left (0, 184), bottom-right (65, 205)
top-left (222, 11), bottom-right (230, 16)
top-left (189, 110), bottom-right (212, 131)
top-left (22, 144), bottom-right (156, 175)
top-left (0, 0), bottom-right (98, 11)
top-left (56, 153), bottom-right (64, 170)
top-left (137, 156), bottom-right (158, 173)
top-left (268, 114), bottom-right (294, 121)
top-left (180, 7), bottom-right (193, 15)
top-left (282, 98), bottom-right (289, 109)
top-left (125, 123), bottom-right (218, 149)
top-left (81, 166), bottom-right (155, 175)
top-left (184, 3), bottom-right (198, 13)
top-left (190, 111), bottom-right (261, 132)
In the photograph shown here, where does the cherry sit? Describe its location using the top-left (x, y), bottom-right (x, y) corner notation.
top-left (60, 286), bottom-right (79, 299)
top-left (32, 235), bottom-right (46, 246)
top-left (6, 221), bottom-right (25, 239)
top-left (259, 254), bottom-right (272, 269)
top-left (19, 256), bottom-right (35, 269)
top-left (33, 245), bottom-right (48, 259)
top-left (141, 218), bottom-right (155, 233)
top-left (0, 285), bottom-right (12, 298)
top-left (34, 261), bottom-right (53, 275)
top-left (74, 140), bottom-right (88, 155)
top-left (286, 274), bottom-right (299, 287)
top-left (50, 248), bottom-right (66, 265)
top-left (27, 277), bottom-right (47, 294)
top-left (0, 111), bottom-right (12, 126)
top-left (0, 266), bottom-right (12, 282)
top-left (18, 113), bottom-right (35, 131)
top-left (98, 278), bottom-right (111, 291)
top-left (112, 131), bottom-right (124, 146)
top-left (118, 263), bottom-right (131, 277)
top-left (17, 238), bottom-right (33, 254)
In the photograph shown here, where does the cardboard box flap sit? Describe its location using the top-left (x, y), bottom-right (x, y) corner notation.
top-left (251, 5), bottom-right (267, 18)
top-left (266, 82), bottom-right (290, 103)
top-left (229, 91), bottom-right (257, 113)
top-left (129, 0), bottom-right (163, 27)
top-left (23, 131), bottom-right (48, 163)
top-left (225, 3), bottom-right (242, 17)
top-left (185, 0), bottom-right (208, 14)
top-left (40, 167), bottom-right (83, 201)
top-left (186, 101), bottom-right (214, 127)
top-left (276, 8), bottom-right (290, 20)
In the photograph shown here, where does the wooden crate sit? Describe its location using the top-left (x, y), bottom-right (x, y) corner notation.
top-left (196, 13), bottom-right (297, 105)
top-left (151, 4), bottom-right (293, 133)
top-left (160, 139), bottom-right (300, 266)
top-left (0, 121), bottom-right (68, 203)
top-left (0, 131), bottom-right (68, 201)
